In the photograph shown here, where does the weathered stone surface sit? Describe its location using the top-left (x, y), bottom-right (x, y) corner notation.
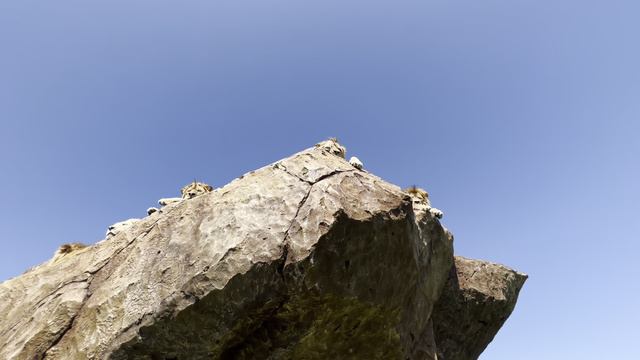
top-left (0, 145), bottom-right (459, 359)
top-left (0, 144), bottom-right (526, 360)
top-left (432, 256), bottom-right (528, 360)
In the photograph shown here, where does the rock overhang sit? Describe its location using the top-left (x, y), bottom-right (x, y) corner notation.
top-left (0, 142), bottom-right (525, 360)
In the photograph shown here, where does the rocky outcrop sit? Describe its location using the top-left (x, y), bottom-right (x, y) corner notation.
top-left (0, 143), bottom-right (526, 359)
top-left (433, 257), bottom-right (528, 360)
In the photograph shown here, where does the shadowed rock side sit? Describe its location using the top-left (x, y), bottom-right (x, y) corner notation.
top-left (0, 145), bottom-right (465, 360)
top-left (0, 143), bottom-right (527, 360)
top-left (432, 256), bottom-right (528, 360)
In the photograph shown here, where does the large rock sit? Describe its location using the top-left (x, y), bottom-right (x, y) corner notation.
top-left (0, 144), bottom-right (525, 359)
top-left (432, 256), bottom-right (528, 360)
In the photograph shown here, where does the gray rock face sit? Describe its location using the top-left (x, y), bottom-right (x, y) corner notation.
top-left (0, 144), bottom-right (525, 360)
top-left (432, 257), bottom-right (528, 360)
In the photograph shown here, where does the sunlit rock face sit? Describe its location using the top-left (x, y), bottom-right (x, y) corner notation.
top-left (0, 143), bottom-right (525, 360)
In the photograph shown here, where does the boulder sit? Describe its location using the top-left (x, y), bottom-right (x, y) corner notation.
top-left (0, 143), bottom-right (525, 359)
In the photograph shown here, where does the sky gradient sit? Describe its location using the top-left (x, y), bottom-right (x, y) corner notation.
top-left (1, 1), bottom-right (639, 358)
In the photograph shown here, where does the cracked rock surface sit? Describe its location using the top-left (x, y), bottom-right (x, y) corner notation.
top-left (0, 145), bottom-right (526, 359)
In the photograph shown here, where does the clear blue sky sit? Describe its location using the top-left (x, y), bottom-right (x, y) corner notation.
top-left (1, 1), bottom-right (638, 358)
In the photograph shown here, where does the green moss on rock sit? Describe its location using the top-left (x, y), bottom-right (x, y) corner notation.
top-left (220, 294), bottom-right (402, 360)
